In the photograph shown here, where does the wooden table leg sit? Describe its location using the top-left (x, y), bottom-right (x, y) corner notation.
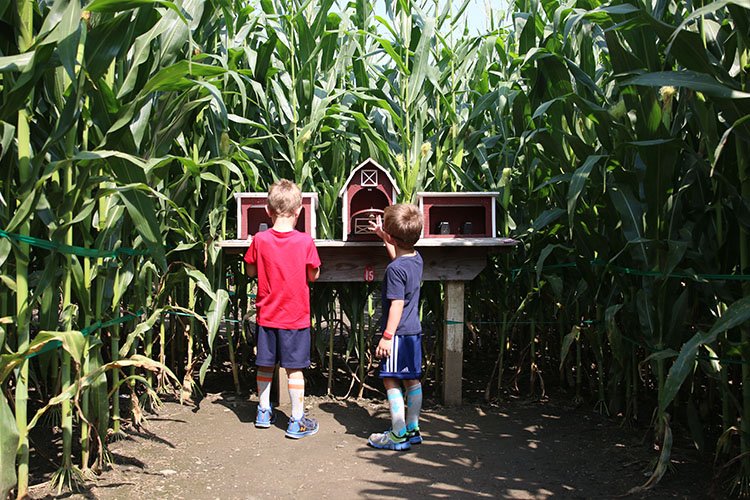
top-left (273, 364), bottom-right (289, 407)
top-left (442, 280), bottom-right (464, 406)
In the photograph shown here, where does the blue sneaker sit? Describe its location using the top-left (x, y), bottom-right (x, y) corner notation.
top-left (406, 428), bottom-right (423, 444)
top-left (255, 406), bottom-right (275, 428)
top-left (367, 430), bottom-right (411, 451)
top-left (285, 415), bottom-right (319, 439)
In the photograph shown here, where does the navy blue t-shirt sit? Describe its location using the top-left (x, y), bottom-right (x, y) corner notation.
top-left (381, 252), bottom-right (423, 335)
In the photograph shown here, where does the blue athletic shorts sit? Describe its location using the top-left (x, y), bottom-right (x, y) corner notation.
top-left (255, 326), bottom-right (311, 369)
top-left (379, 334), bottom-right (422, 380)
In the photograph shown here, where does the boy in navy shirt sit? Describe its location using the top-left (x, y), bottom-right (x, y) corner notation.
top-left (368, 204), bottom-right (424, 450)
top-left (244, 179), bottom-right (321, 438)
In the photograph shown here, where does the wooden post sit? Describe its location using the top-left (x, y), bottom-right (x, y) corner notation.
top-left (442, 281), bottom-right (464, 405)
top-left (271, 364), bottom-right (290, 407)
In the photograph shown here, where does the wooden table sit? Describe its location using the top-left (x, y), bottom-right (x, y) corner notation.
top-left (220, 237), bottom-right (518, 405)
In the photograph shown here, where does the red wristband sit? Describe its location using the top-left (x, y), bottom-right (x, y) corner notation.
top-left (382, 331), bottom-right (394, 340)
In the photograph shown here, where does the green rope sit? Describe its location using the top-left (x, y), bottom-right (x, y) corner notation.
top-left (445, 319), bottom-right (601, 326)
top-left (445, 319), bottom-right (750, 366)
top-left (27, 308), bottom-right (250, 361)
top-left (698, 354), bottom-right (748, 365)
top-left (618, 332), bottom-right (750, 365)
top-left (27, 309), bottom-right (144, 359)
top-left (619, 332), bottom-right (658, 352)
top-left (511, 258), bottom-right (750, 282)
top-left (163, 309), bottom-right (241, 324)
top-left (0, 229), bottom-right (149, 258)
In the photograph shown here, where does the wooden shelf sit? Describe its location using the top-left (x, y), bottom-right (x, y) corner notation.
top-left (219, 237), bottom-right (518, 249)
top-left (219, 237), bottom-right (518, 282)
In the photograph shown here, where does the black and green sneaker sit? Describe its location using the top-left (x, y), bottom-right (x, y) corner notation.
top-left (406, 428), bottom-right (422, 444)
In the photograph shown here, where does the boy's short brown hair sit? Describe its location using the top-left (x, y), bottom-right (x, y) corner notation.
top-left (267, 179), bottom-right (302, 217)
top-left (383, 203), bottom-right (423, 248)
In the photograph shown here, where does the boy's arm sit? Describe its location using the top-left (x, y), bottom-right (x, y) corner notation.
top-left (375, 299), bottom-right (404, 359)
top-left (382, 237), bottom-right (396, 261)
top-left (244, 237), bottom-right (257, 277)
top-left (307, 264), bottom-right (320, 282)
top-left (245, 263), bottom-right (257, 278)
top-left (369, 215), bottom-right (396, 260)
top-left (307, 238), bottom-right (322, 282)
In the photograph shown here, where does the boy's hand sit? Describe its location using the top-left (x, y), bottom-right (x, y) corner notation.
top-left (375, 336), bottom-right (393, 359)
top-left (369, 215), bottom-right (386, 240)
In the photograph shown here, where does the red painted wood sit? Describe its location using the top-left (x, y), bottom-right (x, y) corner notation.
top-left (238, 196), bottom-right (314, 238)
top-left (421, 195), bottom-right (495, 238)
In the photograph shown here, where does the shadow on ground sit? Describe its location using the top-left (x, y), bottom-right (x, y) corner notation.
top-left (29, 391), bottom-right (715, 499)
top-left (319, 399), bottom-right (637, 498)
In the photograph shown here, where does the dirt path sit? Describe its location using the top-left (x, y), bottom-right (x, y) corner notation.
top-left (28, 390), bottom-right (715, 499)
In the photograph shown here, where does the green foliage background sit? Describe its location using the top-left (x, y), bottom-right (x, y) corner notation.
top-left (3, 0), bottom-right (750, 495)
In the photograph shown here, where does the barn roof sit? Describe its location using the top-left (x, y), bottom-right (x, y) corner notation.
top-left (338, 157), bottom-right (401, 198)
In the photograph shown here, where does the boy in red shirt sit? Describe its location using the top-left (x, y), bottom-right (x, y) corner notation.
top-left (244, 179), bottom-right (321, 438)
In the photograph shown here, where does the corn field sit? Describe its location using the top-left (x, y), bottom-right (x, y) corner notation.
top-left (3, 0), bottom-right (750, 496)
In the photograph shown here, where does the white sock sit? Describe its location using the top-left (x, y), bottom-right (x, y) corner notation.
top-left (289, 375), bottom-right (305, 420)
top-left (406, 383), bottom-right (422, 431)
top-left (387, 388), bottom-right (406, 437)
top-left (257, 367), bottom-right (274, 409)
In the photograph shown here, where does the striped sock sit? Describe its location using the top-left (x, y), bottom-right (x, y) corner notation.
top-left (406, 383), bottom-right (422, 431)
top-left (387, 388), bottom-right (406, 437)
top-left (289, 374), bottom-right (305, 420)
top-left (257, 367), bottom-right (274, 409)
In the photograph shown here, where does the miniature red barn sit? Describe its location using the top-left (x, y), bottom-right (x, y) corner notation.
top-left (416, 192), bottom-right (499, 238)
top-left (339, 158), bottom-right (400, 241)
top-left (234, 192), bottom-right (319, 239)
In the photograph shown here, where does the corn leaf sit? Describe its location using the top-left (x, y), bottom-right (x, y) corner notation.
top-left (199, 289), bottom-right (229, 384)
top-left (0, 53), bottom-right (34, 72)
top-left (0, 330), bottom-right (86, 383)
top-left (559, 325), bottom-right (580, 371)
top-left (623, 71), bottom-right (750, 99)
top-left (0, 392), bottom-right (17, 499)
top-left (567, 155), bottom-right (605, 233)
top-left (27, 354), bottom-right (179, 429)
top-left (660, 296), bottom-right (750, 412)
top-left (85, 0), bottom-right (186, 22)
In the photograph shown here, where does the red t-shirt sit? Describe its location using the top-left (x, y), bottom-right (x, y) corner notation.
top-left (243, 229), bottom-right (321, 329)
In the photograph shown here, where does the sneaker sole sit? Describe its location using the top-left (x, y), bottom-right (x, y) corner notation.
top-left (367, 439), bottom-right (411, 451)
top-left (408, 436), bottom-right (422, 444)
top-left (285, 426), bottom-right (319, 439)
top-left (255, 421), bottom-right (272, 428)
